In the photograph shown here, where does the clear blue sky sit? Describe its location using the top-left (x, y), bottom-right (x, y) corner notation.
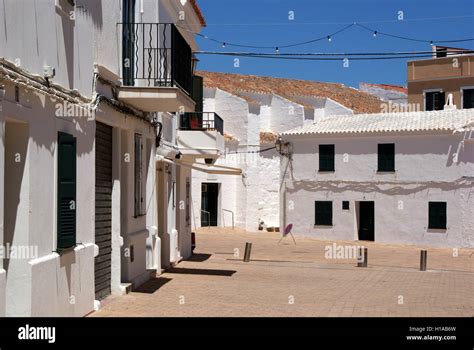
top-left (195, 0), bottom-right (474, 88)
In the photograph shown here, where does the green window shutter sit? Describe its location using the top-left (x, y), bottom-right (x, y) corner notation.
top-left (319, 144), bottom-right (335, 171)
top-left (428, 202), bottom-right (447, 229)
top-left (315, 201), bottom-right (333, 226)
top-left (378, 143), bottom-right (395, 172)
top-left (57, 132), bottom-right (77, 251)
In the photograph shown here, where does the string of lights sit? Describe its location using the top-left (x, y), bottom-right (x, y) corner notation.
top-left (195, 50), bottom-right (474, 61)
top-left (178, 18), bottom-right (474, 51)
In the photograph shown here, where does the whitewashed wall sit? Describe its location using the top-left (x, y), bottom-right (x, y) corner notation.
top-left (192, 87), bottom-right (356, 232)
top-left (282, 133), bottom-right (474, 247)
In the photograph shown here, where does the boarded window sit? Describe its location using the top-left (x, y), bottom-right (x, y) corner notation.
top-left (428, 202), bottom-right (447, 229)
top-left (378, 143), bottom-right (395, 172)
top-left (319, 144), bottom-right (335, 171)
top-left (425, 91), bottom-right (445, 111)
top-left (315, 201), bottom-right (333, 226)
top-left (134, 133), bottom-right (144, 217)
top-left (57, 132), bottom-right (76, 250)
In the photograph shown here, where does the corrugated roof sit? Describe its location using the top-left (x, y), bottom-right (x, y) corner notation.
top-left (282, 109), bottom-right (474, 136)
top-left (197, 71), bottom-right (383, 114)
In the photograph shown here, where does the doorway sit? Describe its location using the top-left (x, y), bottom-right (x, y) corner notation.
top-left (94, 122), bottom-right (112, 300)
top-left (358, 201), bottom-right (374, 241)
top-left (201, 183), bottom-right (219, 226)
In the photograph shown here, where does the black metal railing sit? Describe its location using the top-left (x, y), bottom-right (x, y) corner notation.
top-left (179, 112), bottom-right (224, 135)
top-left (119, 23), bottom-right (192, 94)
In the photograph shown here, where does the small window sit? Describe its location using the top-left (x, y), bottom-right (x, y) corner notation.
top-left (425, 91), bottom-right (445, 111)
top-left (319, 144), bottom-right (335, 171)
top-left (462, 89), bottom-right (474, 109)
top-left (134, 133), bottom-right (144, 217)
top-left (378, 143), bottom-right (395, 172)
top-left (315, 201), bottom-right (333, 226)
top-left (428, 202), bottom-right (447, 229)
top-left (342, 201), bottom-right (350, 210)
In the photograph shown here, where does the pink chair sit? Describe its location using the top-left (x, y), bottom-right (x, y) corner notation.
top-left (278, 223), bottom-right (296, 245)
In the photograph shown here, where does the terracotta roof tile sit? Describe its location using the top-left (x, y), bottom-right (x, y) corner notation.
top-left (360, 82), bottom-right (408, 94)
top-left (260, 131), bottom-right (279, 144)
top-left (197, 71), bottom-right (383, 114)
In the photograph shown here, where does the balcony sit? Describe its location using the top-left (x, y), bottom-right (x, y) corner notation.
top-left (177, 112), bottom-right (225, 159)
top-left (117, 23), bottom-right (196, 112)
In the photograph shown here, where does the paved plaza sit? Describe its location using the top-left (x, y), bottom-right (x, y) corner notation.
top-left (92, 228), bottom-right (473, 317)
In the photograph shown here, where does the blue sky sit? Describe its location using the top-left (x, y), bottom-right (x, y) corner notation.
top-left (195, 0), bottom-right (474, 88)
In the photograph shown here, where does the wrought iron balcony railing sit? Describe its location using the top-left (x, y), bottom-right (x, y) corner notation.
top-left (119, 23), bottom-right (193, 95)
top-left (179, 112), bottom-right (224, 135)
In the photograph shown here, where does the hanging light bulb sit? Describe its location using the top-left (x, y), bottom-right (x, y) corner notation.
top-left (373, 31), bottom-right (377, 38)
top-left (222, 42), bottom-right (226, 48)
top-left (275, 47), bottom-right (279, 53)
top-left (327, 36), bottom-right (332, 42)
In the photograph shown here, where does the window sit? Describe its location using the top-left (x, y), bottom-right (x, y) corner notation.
top-left (462, 89), bottom-right (474, 109)
top-left (428, 202), bottom-right (447, 229)
top-left (425, 91), bottom-right (445, 111)
top-left (342, 201), bottom-right (350, 210)
top-left (315, 201), bottom-right (333, 226)
top-left (57, 132), bottom-right (76, 251)
top-left (378, 143), bottom-right (395, 172)
top-left (319, 144), bottom-right (335, 171)
top-left (134, 133), bottom-right (144, 217)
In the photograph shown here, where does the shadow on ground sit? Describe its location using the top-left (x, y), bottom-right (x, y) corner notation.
top-left (134, 277), bottom-right (172, 294)
top-left (184, 253), bottom-right (212, 262)
top-left (166, 267), bottom-right (236, 277)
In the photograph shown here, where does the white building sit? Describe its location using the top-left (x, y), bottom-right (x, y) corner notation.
top-left (0, 0), bottom-right (206, 316)
top-left (191, 71), bottom-right (382, 232)
top-left (280, 109), bottom-right (474, 248)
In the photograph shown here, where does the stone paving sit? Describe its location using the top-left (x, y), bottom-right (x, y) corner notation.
top-left (92, 228), bottom-right (474, 317)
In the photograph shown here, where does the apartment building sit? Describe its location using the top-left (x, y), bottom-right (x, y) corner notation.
top-left (0, 0), bottom-right (205, 316)
top-left (408, 46), bottom-right (474, 111)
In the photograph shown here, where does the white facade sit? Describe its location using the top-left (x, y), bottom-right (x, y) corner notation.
top-left (0, 0), bottom-right (204, 316)
top-left (192, 86), bottom-right (354, 232)
top-left (280, 110), bottom-right (474, 248)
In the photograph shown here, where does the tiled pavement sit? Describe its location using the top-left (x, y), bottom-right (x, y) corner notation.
top-left (92, 228), bottom-right (473, 317)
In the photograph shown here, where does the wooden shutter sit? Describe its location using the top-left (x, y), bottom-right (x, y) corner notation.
top-left (57, 132), bottom-right (77, 250)
top-left (134, 133), bottom-right (143, 217)
top-left (319, 144), bottom-right (335, 171)
top-left (429, 202), bottom-right (447, 229)
top-left (378, 144), bottom-right (395, 172)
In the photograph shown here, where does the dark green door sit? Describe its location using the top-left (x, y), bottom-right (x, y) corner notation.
top-left (201, 183), bottom-right (218, 226)
top-left (359, 201), bottom-right (374, 241)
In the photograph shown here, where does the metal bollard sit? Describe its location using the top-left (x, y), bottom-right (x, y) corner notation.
top-left (243, 242), bottom-right (252, 262)
top-left (420, 250), bottom-right (427, 271)
top-left (357, 247), bottom-right (368, 267)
